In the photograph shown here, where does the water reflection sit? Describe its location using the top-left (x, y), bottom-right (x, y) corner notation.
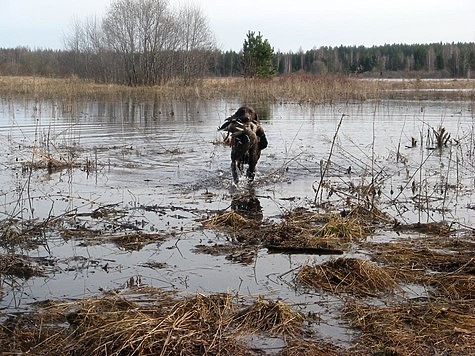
top-left (231, 189), bottom-right (263, 222)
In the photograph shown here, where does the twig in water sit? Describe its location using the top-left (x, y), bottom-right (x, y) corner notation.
top-left (313, 114), bottom-right (346, 205)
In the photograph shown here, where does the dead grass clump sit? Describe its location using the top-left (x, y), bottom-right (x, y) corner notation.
top-left (202, 208), bottom-right (368, 253)
top-left (0, 305), bottom-right (67, 354)
top-left (280, 339), bottom-right (348, 356)
top-left (49, 293), bottom-right (245, 355)
top-left (344, 300), bottom-right (475, 355)
top-left (231, 193), bottom-right (263, 221)
top-left (234, 297), bottom-right (304, 337)
top-left (0, 291), bottom-right (306, 355)
top-left (269, 210), bottom-right (324, 245)
top-left (0, 254), bottom-right (44, 279)
top-left (296, 258), bottom-right (399, 296)
top-left (23, 151), bottom-right (74, 173)
top-left (317, 214), bottom-right (367, 241)
top-left (347, 204), bottom-right (394, 226)
top-left (369, 241), bottom-right (473, 273)
top-left (430, 273), bottom-right (475, 300)
top-left (267, 209), bottom-right (368, 252)
top-left (0, 218), bottom-right (48, 249)
top-left (106, 232), bottom-right (166, 250)
top-left (61, 226), bottom-right (101, 241)
top-left (193, 244), bottom-right (257, 264)
top-left (0, 220), bottom-right (22, 246)
top-left (177, 292), bottom-right (236, 325)
top-left (367, 237), bottom-right (474, 300)
top-left (202, 210), bottom-right (252, 229)
top-left (394, 221), bottom-right (452, 235)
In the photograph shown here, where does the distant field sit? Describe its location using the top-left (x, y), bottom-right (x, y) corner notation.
top-left (1, 75), bottom-right (474, 103)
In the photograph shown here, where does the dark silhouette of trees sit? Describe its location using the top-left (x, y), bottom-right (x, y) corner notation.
top-left (1, 38), bottom-right (474, 80)
top-left (270, 42), bottom-right (475, 78)
top-left (1, 0), bottom-right (474, 82)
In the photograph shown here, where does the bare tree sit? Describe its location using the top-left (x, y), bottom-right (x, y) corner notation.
top-left (134, 0), bottom-right (172, 84)
top-left (101, 0), bottom-right (188, 85)
top-left (64, 0), bottom-right (216, 85)
top-left (64, 17), bottom-right (84, 53)
top-left (64, 16), bottom-right (107, 79)
top-left (102, 0), bottom-right (141, 85)
top-left (176, 3), bottom-right (216, 83)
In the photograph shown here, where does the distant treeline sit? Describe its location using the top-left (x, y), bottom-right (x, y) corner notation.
top-left (216, 42), bottom-right (475, 78)
top-left (1, 42), bottom-right (474, 83)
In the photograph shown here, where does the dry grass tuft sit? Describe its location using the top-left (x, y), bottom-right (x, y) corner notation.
top-left (24, 149), bottom-right (74, 172)
top-left (316, 214), bottom-right (367, 241)
top-left (76, 232), bottom-right (167, 251)
top-left (280, 339), bottom-right (349, 356)
top-left (394, 221), bottom-right (452, 235)
top-left (202, 210), bottom-right (252, 229)
top-left (347, 204), bottom-right (394, 226)
top-left (429, 273), bottom-right (475, 300)
top-left (107, 233), bottom-right (166, 250)
top-left (0, 290), bottom-right (306, 355)
top-left (201, 208), bottom-right (372, 256)
top-left (267, 209), bottom-right (369, 252)
top-left (366, 235), bottom-right (475, 300)
top-left (0, 218), bottom-right (51, 249)
top-left (296, 258), bottom-right (399, 296)
top-left (344, 299), bottom-right (475, 355)
top-left (234, 297), bottom-right (304, 337)
top-left (369, 241), bottom-right (474, 273)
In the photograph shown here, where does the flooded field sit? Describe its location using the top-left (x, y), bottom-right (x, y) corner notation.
top-left (1, 96), bottom-right (474, 354)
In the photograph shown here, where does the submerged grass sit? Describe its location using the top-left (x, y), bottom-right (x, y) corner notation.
top-left (0, 254), bottom-right (44, 279)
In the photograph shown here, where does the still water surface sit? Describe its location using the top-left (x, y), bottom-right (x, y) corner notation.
top-left (0, 97), bottom-right (474, 343)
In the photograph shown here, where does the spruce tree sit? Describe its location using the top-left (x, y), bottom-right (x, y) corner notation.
top-left (241, 31), bottom-right (276, 78)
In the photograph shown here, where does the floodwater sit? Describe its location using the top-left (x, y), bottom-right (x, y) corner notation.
top-left (1, 96), bottom-right (474, 346)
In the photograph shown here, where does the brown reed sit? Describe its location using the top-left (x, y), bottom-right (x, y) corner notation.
top-left (343, 299), bottom-right (475, 355)
top-left (0, 290), bottom-right (305, 355)
top-left (1, 75), bottom-right (473, 103)
top-left (296, 257), bottom-right (399, 296)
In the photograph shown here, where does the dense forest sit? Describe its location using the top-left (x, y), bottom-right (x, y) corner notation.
top-left (216, 42), bottom-right (475, 78)
top-left (1, 42), bottom-right (474, 83)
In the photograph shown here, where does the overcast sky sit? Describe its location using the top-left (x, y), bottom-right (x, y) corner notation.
top-left (0, 0), bottom-right (474, 52)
